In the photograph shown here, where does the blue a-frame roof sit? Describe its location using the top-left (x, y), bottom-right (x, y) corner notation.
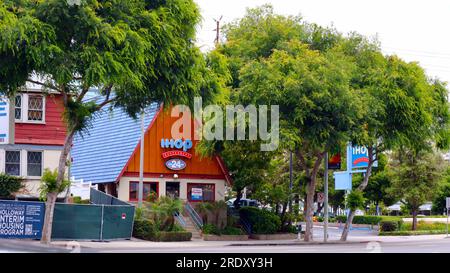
top-left (71, 102), bottom-right (160, 184)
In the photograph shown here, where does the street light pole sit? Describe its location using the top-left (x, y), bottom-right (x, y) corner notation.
top-left (138, 110), bottom-right (145, 208)
top-left (324, 152), bottom-right (329, 243)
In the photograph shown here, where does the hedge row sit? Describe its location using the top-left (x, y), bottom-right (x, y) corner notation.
top-left (156, 231), bottom-right (192, 242)
top-left (335, 215), bottom-right (382, 225)
top-left (202, 224), bottom-right (244, 235)
top-left (239, 207), bottom-right (281, 234)
top-left (133, 219), bottom-right (192, 241)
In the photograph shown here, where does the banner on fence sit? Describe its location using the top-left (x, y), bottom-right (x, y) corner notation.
top-left (0, 200), bottom-right (45, 239)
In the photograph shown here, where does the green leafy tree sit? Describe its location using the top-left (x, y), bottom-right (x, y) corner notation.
top-left (389, 150), bottom-right (445, 230)
top-left (221, 8), bottom-right (360, 241)
top-left (337, 34), bottom-right (450, 240)
top-left (0, 0), bottom-right (223, 243)
top-left (432, 168), bottom-right (450, 214)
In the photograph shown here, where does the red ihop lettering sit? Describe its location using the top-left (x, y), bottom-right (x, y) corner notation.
top-left (162, 150), bottom-right (192, 159)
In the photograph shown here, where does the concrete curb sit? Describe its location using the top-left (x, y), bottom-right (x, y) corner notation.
top-left (0, 239), bottom-right (71, 252)
top-left (227, 240), bottom-right (378, 247)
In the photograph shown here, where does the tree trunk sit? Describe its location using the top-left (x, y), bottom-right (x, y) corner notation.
top-left (40, 131), bottom-right (75, 244)
top-left (40, 192), bottom-right (57, 244)
top-left (340, 147), bottom-right (375, 241)
top-left (304, 181), bottom-right (315, 241)
top-left (412, 209), bottom-right (418, 231)
top-left (280, 201), bottom-right (288, 230)
top-left (303, 153), bottom-right (325, 242)
top-left (340, 210), bottom-right (355, 241)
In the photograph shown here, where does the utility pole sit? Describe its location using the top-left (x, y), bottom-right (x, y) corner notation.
top-left (138, 110), bottom-right (145, 208)
top-left (324, 152), bottom-right (329, 242)
top-left (213, 16), bottom-right (223, 45)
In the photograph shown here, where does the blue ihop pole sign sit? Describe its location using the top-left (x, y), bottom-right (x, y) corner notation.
top-left (334, 143), bottom-right (378, 190)
top-left (351, 145), bottom-right (378, 169)
top-left (0, 200), bottom-right (45, 239)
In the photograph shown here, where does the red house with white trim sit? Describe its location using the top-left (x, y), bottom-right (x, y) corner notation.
top-left (0, 87), bottom-right (66, 199)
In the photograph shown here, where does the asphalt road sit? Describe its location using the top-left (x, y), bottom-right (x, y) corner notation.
top-left (94, 240), bottom-right (449, 253)
top-left (1, 227), bottom-right (450, 253)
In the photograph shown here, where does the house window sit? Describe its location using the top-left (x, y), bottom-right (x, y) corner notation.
top-left (14, 95), bottom-right (22, 120)
top-left (27, 151), bottom-right (42, 177)
top-left (5, 151), bottom-right (21, 176)
top-left (14, 93), bottom-right (45, 123)
top-left (187, 183), bottom-right (215, 202)
top-left (129, 182), bottom-right (158, 201)
top-left (27, 95), bottom-right (44, 121)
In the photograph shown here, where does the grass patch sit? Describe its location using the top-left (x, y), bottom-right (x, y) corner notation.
top-left (400, 221), bottom-right (447, 231)
top-left (379, 230), bottom-right (447, 236)
top-left (379, 221), bottom-right (448, 236)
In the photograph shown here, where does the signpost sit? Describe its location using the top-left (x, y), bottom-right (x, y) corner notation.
top-left (446, 197), bottom-right (450, 237)
top-left (323, 152), bottom-right (329, 243)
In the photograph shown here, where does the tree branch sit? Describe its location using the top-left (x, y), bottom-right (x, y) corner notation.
top-left (96, 98), bottom-right (116, 110)
top-left (76, 86), bottom-right (90, 103)
top-left (26, 79), bottom-right (61, 93)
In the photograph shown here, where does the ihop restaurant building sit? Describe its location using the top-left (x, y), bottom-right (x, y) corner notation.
top-left (71, 103), bottom-right (232, 203)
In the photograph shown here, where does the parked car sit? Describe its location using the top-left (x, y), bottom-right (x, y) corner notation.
top-left (226, 198), bottom-right (260, 208)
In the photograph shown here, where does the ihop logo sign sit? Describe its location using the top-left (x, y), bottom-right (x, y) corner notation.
top-left (351, 145), bottom-right (377, 169)
top-left (160, 139), bottom-right (193, 152)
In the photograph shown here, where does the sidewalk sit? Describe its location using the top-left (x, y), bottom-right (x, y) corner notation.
top-left (2, 232), bottom-right (450, 252)
top-left (48, 234), bottom-right (450, 250)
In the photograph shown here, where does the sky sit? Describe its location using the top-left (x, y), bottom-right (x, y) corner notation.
top-left (194, 0), bottom-right (450, 87)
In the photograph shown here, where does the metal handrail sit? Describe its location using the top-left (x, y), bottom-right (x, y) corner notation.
top-left (185, 202), bottom-right (203, 230)
top-left (174, 211), bottom-right (187, 228)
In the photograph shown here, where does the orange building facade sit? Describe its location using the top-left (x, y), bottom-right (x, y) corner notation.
top-left (114, 107), bottom-right (232, 202)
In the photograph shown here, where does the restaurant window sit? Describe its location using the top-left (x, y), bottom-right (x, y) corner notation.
top-left (187, 183), bottom-right (215, 202)
top-left (129, 182), bottom-right (158, 201)
top-left (5, 151), bottom-right (21, 176)
top-left (27, 151), bottom-right (42, 177)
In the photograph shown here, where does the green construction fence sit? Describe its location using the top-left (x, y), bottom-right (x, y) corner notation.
top-left (51, 188), bottom-right (135, 240)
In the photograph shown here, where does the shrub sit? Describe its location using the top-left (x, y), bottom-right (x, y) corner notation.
top-left (133, 220), bottom-right (191, 241)
top-left (0, 173), bottom-right (24, 198)
top-left (133, 219), bottom-right (157, 240)
top-left (203, 224), bottom-right (244, 235)
top-left (335, 215), bottom-right (382, 225)
top-left (240, 207), bottom-right (281, 234)
top-left (39, 168), bottom-right (70, 200)
top-left (72, 196), bottom-right (89, 204)
top-left (285, 224), bottom-right (298, 234)
top-left (221, 226), bottom-right (244, 235)
top-left (203, 223), bottom-right (220, 235)
top-left (171, 224), bottom-right (186, 232)
top-left (380, 221), bottom-right (399, 232)
top-left (156, 231), bottom-right (192, 242)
